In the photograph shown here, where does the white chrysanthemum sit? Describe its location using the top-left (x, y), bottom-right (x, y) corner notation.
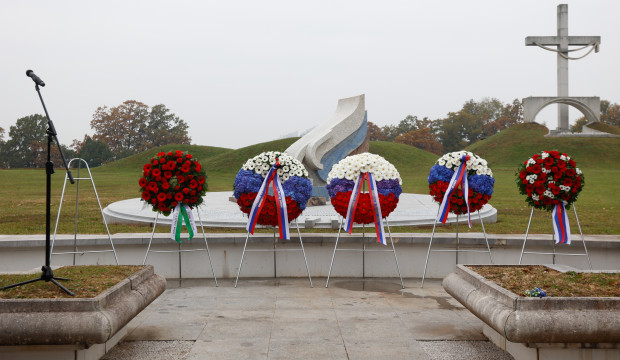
top-left (435, 151), bottom-right (492, 179)
top-left (241, 151), bottom-right (309, 179)
top-left (326, 152), bottom-right (402, 185)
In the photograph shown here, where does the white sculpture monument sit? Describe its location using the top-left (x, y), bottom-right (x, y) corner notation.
top-left (523, 4), bottom-right (601, 135)
top-left (285, 94), bottom-right (368, 197)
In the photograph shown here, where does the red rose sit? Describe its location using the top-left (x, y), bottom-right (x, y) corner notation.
top-left (157, 193), bottom-right (166, 202)
top-left (161, 182), bottom-right (170, 190)
top-left (164, 171), bottom-right (173, 179)
top-left (139, 177), bottom-right (148, 187)
top-left (175, 192), bottom-right (184, 201)
top-left (544, 157), bottom-right (554, 166)
top-left (167, 160), bottom-right (176, 170)
top-left (152, 169), bottom-right (161, 177)
top-left (157, 152), bottom-right (166, 157)
top-left (519, 171), bottom-right (527, 179)
top-left (186, 154), bottom-right (193, 159)
top-left (525, 184), bottom-right (534, 194)
top-left (141, 191), bottom-right (151, 200)
top-left (143, 164), bottom-right (152, 171)
top-left (182, 187), bottom-right (190, 194)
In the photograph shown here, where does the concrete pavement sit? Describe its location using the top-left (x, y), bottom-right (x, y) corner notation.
top-left (103, 278), bottom-right (514, 360)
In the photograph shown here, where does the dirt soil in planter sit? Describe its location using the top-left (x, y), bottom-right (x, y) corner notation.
top-left (0, 265), bottom-right (146, 299)
top-left (468, 265), bottom-right (620, 297)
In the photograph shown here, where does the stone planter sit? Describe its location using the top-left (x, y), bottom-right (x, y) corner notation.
top-left (0, 265), bottom-right (166, 359)
top-left (443, 264), bottom-right (620, 360)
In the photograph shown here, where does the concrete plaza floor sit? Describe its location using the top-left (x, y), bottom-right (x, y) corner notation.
top-left (103, 277), bottom-right (514, 360)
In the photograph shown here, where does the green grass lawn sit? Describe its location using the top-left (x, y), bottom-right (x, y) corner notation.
top-left (1, 124), bottom-right (618, 235)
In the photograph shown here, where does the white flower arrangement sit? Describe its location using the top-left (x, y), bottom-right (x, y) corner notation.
top-left (435, 150), bottom-right (493, 177)
top-left (241, 151), bottom-right (308, 181)
top-left (326, 152), bottom-right (402, 184)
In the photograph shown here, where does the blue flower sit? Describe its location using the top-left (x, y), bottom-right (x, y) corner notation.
top-left (428, 165), bottom-right (454, 184)
top-left (282, 176), bottom-right (312, 210)
top-left (233, 170), bottom-right (264, 198)
top-left (327, 177), bottom-right (402, 199)
top-left (469, 175), bottom-right (495, 196)
top-left (376, 179), bottom-right (402, 198)
top-left (326, 178), bottom-right (355, 198)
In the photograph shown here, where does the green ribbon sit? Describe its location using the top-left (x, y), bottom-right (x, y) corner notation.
top-left (174, 205), bottom-right (194, 243)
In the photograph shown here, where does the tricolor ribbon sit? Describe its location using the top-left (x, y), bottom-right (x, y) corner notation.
top-left (246, 160), bottom-right (290, 240)
top-left (436, 155), bottom-right (472, 228)
top-left (170, 203), bottom-right (197, 243)
top-left (552, 203), bottom-right (571, 244)
top-left (343, 172), bottom-right (387, 245)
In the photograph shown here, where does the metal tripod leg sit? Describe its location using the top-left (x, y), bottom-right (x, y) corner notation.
top-left (518, 207), bottom-right (535, 264)
top-left (295, 219), bottom-right (313, 287)
top-left (572, 205), bottom-right (592, 270)
top-left (325, 217), bottom-right (344, 288)
top-left (385, 218), bottom-right (404, 289)
top-left (421, 207), bottom-right (441, 288)
top-left (143, 213), bottom-right (159, 265)
top-left (478, 210), bottom-right (494, 264)
top-left (234, 232), bottom-right (251, 288)
top-left (197, 209), bottom-right (218, 286)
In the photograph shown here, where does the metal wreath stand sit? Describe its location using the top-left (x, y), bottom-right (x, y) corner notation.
top-left (324, 170), bottom-right (404, 289)
top-left (325, 216), bottom-right (404, 289)
top-left (51, 158), bottom-right (119, 265)
top-left (421, 209), bottom-right (494, 288)
top-left (518, 205), bottom-right (592, 269)
top-left (142, 205), bottom-right (218, 286)
top-left (234, 219), bottom-right (312, 288)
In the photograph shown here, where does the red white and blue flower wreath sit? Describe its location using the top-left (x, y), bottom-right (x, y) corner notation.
top-left (326, 153), bottom-right (402, 245)
top-left (428, 151), bottom-right (494, 227)
top-left (233, 151), bottom-right (312, 239)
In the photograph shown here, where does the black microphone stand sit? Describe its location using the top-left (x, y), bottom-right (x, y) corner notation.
top-left (1, 82), bottom-right (76, 296)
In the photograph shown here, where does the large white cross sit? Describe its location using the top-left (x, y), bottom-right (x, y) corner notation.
top-left (525, 4), bottom-right (600, 132)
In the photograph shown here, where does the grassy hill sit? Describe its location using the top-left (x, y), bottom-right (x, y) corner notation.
top-left (587, 122), bottom-right (620, 136)
top-left (101, 144), bottom-right (232, 171)
top-left (466, 123), bottom-right (620, 169)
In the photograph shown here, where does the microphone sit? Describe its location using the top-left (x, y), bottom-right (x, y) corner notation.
top-left (26, 70), bottom-right (45, 87)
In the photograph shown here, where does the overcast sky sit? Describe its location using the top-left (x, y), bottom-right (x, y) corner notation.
top-left (2, 0), bottom-right (618, 149)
